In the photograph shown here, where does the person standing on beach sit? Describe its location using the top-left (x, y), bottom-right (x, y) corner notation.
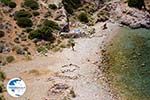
top-left (71, 42), bottom-right (75, 51)
top-left (69, 38), bottom-right (75, 51)
top-left (102, 23), bottom-right (107, 30)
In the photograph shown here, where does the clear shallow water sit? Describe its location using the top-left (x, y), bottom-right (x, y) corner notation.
top-left (105, 27), bottom-right (150, 100)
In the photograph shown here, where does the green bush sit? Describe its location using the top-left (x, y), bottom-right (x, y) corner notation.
top-left (0, 95), bottom-right (5, 100)
top-left (128, 0), bottom-right (145, 9)
top-left (48, 4), bottom-right (57, 10)
top-left (6, 56), bottom-right (15, 63)
top-left (29, 26), bottom-right (55, 41)
top-left (1, 0), bottom-right (16, 9)
top-left (78, 12), bottom-right (89, 23)
top-left (25, 28), bottom-right (33, 33)
top-left (16, 17), bottom-right (33, 28)
top-left (62, 0), bottom-right (81, 14)
top-left (0, 84), bottom-right (4, 93)
top-left (43, 19), bottom-right (60, 30)
top-left (0, 0), bottom-right (11, 5)
top-left (8, 1), bottom-right (16, 8)
top-left (14, 10), bottom-right (32, 20)
top-left (32, 11), bottom-right (40, 16)
top-left (0, 31), bottom-right (5, 38)
top-left (37, 46), bottom-right (48, 53)
top-left (24, 0), bottom-right (39, 10)
top-left (0, 72), bottom-right (5, 81)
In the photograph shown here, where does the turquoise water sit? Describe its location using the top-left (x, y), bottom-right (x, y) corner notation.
top-left (105, 27), bottom-right (150, 100)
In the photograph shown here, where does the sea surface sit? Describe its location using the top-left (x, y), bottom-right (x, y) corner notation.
top-left (105, 27), bottom-right (150, 100)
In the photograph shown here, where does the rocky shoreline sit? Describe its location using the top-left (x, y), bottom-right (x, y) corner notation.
top-left (107, 1), bottom-right (150, 29)
top-left (100, 26), bottom-right (150, 100)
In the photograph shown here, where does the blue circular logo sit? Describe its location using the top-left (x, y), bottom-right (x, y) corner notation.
top-left (7, 78), bottom-right (26, 97)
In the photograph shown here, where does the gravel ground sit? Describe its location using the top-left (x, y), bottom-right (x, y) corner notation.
top-left (2, 22), bottom-right (120, 100)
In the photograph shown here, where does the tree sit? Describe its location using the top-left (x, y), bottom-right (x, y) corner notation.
top-left (8, 1), bottom-right (16, 8)
top-left (0, 0), bottom-right (16, 8)
top-left (24, 0), bottom-right (39, 10)
top-left (48, 4), bottom-right (57, 10)
top-left (32, 11), bottom-right (40, 16)
top-left (16, 17), bottom-right (33, 28)
top-left (14, 10), bottom-right (32, 20)
top-left (29, 26), bottom-right (55, 41)
top-left (43, 19), bottom-right (60, 30)
top-left (62, 0), bottom-right (81, 14)
top-left (78, 12), bottom-right (89, 23)
top-left (128, 0), bottom-right (146, 9)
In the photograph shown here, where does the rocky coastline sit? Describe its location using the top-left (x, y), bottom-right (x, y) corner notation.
top-left (107, 1), bottom-right (150, 29)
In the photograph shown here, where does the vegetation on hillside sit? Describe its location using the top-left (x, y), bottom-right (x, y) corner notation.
top-left (78, 12), bottom-right (89, 23)
top-left (0, 71), bottom-right (5, 100)
top-left (8, 1), bottom-right (16, 8)
top-left (29, 19), bottom-right (60, 41)
top-left (43, 19), bottom-right (60, 30)
top-left (16, 17), bottom-right (33, 28)
top-left (14, 10), bottom-right (32, 20)
top-left (0, 0), bottom-right (11, 5)
top-left (62, 0), bottom-right (81, 14)
top-left (32, 11), bottom-right (40, 16)
top-left (0, 0), bottom-right (16, 8)
top-left (48, 4), bottom-right (57, 10)
top-left (29, 26), bottom-right (55, 41)
top-left (128, 0), bottom-right (145, 9)
top-left (23, 0), bottom-right (39, 10)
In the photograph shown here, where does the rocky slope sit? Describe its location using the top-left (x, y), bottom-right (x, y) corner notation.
top-left (108, 1), bottom-right (150, 29)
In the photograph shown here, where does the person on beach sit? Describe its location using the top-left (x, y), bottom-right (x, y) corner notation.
top-left (71, 42), bottom-right (75, 51)
top-left (102, 23), bottom-right (107, 30)
top-left (69, 38), bottom-right (75, 51)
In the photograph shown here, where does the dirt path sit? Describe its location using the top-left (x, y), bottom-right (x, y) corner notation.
top-left (2, 22), bottom-right (119, 100)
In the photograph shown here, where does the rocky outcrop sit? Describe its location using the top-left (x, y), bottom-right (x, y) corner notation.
top-left (120, 10), bottom-right (150, 29)
top-left (108, 1), bottom-right (150, 29)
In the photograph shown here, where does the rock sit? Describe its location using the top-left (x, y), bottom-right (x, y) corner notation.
top-left (0, 24), bottom-right (4, 29)
top-left (120, 19), bottom-right (130, 26)
top-left (141, 21), bottom-right (150, 28)
top-left (70, 89), bottom-right (76, 98)
top-left (14, 37), bottom-right (20, 43)
top-left (16, 47), bottom-right (25, 55)
top-left (0, 31), bottom-right (5, 38)
top-left (111, 1), bottom-right (150, 29)
top-left (129, 22), bottom-right (141, 29)
top-left (0, 42), bottom-right (11, 53)
top-left (49, 83), bottom-right (69, 94)
top-left (54, 9), bottom-right (65, 21)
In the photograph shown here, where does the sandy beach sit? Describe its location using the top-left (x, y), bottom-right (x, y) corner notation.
top-left (2, 22), bottom-right (120, 100)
